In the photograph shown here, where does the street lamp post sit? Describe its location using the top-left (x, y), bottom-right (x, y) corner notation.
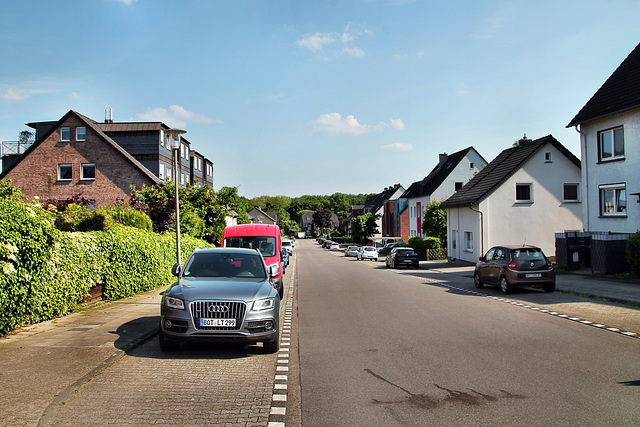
top-left (166, 128), bottom-right (187, 266)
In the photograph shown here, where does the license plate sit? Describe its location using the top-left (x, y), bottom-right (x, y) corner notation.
top-left (200, 318), bottom-right (236, 327)
top-left (526, 273), bottom-right (542, 278)
top-left (402, 259), bottom-right (413, 263)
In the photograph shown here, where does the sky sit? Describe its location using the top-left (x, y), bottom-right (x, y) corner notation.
top-left (1, 0), bottom-right (639, 199)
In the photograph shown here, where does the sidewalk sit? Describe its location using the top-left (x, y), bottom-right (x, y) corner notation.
top-left (421, 260), bottom-right (640, 306)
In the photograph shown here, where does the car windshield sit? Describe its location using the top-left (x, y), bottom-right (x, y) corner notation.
top-left (224, 236), bottom-right (277, 257)
top-left (183, 252), bottom-right (267, 279)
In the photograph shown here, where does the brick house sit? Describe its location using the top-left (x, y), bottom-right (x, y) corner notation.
top-left (1, 110), bottom-right (160, 207)
top-left (1, 110), bottom-right (216, 208)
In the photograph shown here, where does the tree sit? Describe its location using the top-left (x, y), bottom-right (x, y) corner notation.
top-left (350, 213), bottom-right (380, 244)
top-left (312, 208), bottom-right (333, 235)
top-left (18, 130), bottom-right (33, 145)
top-left (421, 201), bottom-right (447, 244)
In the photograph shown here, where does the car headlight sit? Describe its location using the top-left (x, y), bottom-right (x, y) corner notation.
top-left (165, 296), bottom-right (185, 310)
top-left (251, 298), bottom-right (275, 312)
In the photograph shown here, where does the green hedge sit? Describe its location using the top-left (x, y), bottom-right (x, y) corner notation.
top-left (0, 197), bottom-right (207, 335)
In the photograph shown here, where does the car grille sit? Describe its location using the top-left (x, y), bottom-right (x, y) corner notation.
top-left (191, 301), bottom-right (246, 331)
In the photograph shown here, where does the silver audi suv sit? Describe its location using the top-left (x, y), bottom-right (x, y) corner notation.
top-left (159, 247), bottom-right (281, 352)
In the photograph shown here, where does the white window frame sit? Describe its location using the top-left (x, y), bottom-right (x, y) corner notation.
top-left (563, 183), bottom-right (580, 203)
top-left (60, 127), bottom-right (71, 142)
top-left (80, 163), bottom-right (95, 180)
top-left (58, 164), bottom-right (72, 181)
top-left (76, 127), bottom-right (86, 142)
top-left (599, 183), bottom-right (627, 217)
top-left (159, 164), bottom-right (165, 180)
top-left (515, 183), bottom-right (533, 203)
top-left (180, 171), bottom-right (185, 186)
top-left (166, 166), bottom-right (172, 182)
top-left (544, 152), bottom-right (552, 162)
top-left (598, 126), bottom-right (625, 162)
top-left (464, 231), bottom-right (473, 252)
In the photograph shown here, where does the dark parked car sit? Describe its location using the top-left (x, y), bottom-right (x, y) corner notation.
top-left (474, 245), bottom-right (555, 294)
top-left (159, 247), bottom-right (281, 352)
top-left (386, 247), bottom-right (419, 269)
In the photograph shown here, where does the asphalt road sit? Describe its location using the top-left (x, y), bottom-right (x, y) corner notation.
top-left (296, 240), bottom-right (640, 426)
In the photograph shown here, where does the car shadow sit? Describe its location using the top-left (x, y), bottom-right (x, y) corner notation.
top-left (111, 316), bottom-right (266, 360)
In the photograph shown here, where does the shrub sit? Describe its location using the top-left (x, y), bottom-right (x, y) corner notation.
top-left (103, 204), bottom-right (153, 232)
top-left (627, 232), bottom-right (640, 277)
top-left (55, 203), bottom-right (92, 231)
top-left (181, 211), bottom-right (205, 239)
top-left (408, 236), bottom-right (442, 260)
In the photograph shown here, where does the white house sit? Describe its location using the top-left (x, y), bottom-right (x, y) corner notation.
top-left (567, 42), bottom-right (640, 235)
top-left (401, 147), bottom-right (486, 238)
top-left (441, 135), bottom-right (583, 264)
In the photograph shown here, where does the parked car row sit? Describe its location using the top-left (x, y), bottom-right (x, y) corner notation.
top-left (317, 238), bottom-right (556, 295)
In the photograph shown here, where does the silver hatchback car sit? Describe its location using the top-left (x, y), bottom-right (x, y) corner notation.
top-left (159, 247), bottom-right (281, 352)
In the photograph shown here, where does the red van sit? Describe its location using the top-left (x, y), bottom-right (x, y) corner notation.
top-left (222, 224), bottom-right (283, 298)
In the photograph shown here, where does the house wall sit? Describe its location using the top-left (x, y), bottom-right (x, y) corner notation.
top-left (372, 187), bottom-right (404, 238)
top-left (408, 150), bottom-right (485, 238)
top-left (579, 109), bottom-right (640, 234)
top-left (446, 206), bottom-right (482, 264)
top-left (446, 143), bottom-right (583, 263)
top-left (2, 116), bottom-right (157, 206)
top-left (399, 207), bottom-right (410, 243)
top-left (484, 145), bottom-right (582, 256)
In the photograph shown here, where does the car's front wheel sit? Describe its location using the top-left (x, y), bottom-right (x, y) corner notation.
top-left (158, 329), bottom-right (180, 351)
top-left (474, 272), bottom-right (484, 288)
top-left (263, 333), bottom-right (279, 353)
top-left (500, 276), bottom-right (512, 294)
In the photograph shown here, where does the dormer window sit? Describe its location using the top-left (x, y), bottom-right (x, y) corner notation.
top-left (60, 127), bottom-right (70, 142)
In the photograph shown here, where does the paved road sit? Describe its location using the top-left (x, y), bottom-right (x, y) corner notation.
top-left (296, 240), bottom-right (640, 426)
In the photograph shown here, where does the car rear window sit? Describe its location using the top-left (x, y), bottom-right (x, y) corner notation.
top-left (398, 249), bottom-right (416, 255)
top-left (364, 247), bottom-right (376, 252)
top-left (224, 236), bottom-right (277, 257)
top-left (510, 248), bottom-right (544, 261)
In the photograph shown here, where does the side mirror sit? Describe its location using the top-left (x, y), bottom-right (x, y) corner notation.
top-left (478, 256), bottom-right (486, 262)
top-left (268, 264), bottom-right (279, 277)
top-left (172, 263), bottom-right (182, 276)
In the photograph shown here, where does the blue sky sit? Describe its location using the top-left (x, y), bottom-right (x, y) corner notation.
top-left (1, 0), bottom-right (639, 198)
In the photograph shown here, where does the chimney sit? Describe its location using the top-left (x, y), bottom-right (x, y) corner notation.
top-left (105, 108), bottom-right (113, 123)
top-left (439, 153), bottom-right (448, 165)
top-left (517, 133), bottom-right (532, 146)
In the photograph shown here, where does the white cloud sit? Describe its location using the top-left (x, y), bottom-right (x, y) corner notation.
top-left (297, 23), bottom-right (372, 58)
top-left (343, 47), bottom-right (365, 58)
top-left (296, 32), bottom-right (337, 51)
top-left (312, 113), bottom-right (383, 135)
top-left (381, 142), bottom-right (413, 152)
top-left (390, 119), bottom-right (406, 130)
top-left (137, 105), bottom-right (221, 128)
top-left (105, 0), bottom-right (138, 5)
top-left (0, 87), bottom-right (31, 101)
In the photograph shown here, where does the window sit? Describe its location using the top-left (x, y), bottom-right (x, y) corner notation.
top-left (206, 164), bottom-right (213, 176)
top-left (544, 152), bottom-right (552, 162)
top-left (81, 164), bottom-right (95, 180)
top-left (180, 172), bottom-right (185, 186)
top-left (469, 162), bottom-right (474, 168)
top-left (455, 182), bottom-right (463, 191)
top-left (76, 127), bottom-right (86, 142)
top-left (166, 166), bottom-right (172, 182)
top-left (159, 164), bottom-right (165, 180)
top-left (60, 127), bottom-right (70, 142)
top-left (58, 164), bottom-right (72, 181)
top-left (563, 183), bottom-right (579, 202)
top-left (515, 183), bottom-right (533, 203)
top-left (181, 143), bottom-right (187, 159)
top-left (464, 231), bottom-right (473, 251)
top-left (599, 127), bottom-right (624, 161)
top-left (600, 184), bottom-right (626, 216)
